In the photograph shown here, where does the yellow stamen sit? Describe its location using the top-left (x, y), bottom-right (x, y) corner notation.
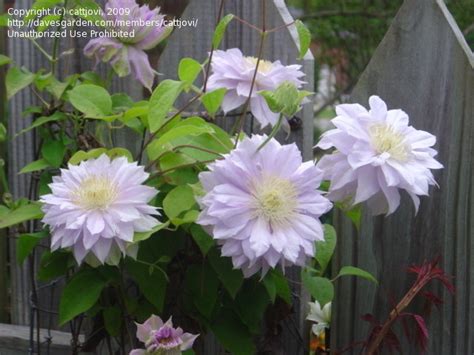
top-left (369, 124), bottom-right (409, 161)
top-left (73, 176), bottom-right (118, 210)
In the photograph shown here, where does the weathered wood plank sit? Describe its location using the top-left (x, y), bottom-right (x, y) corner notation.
top-left (159, 1), bottom-right (314, 353)
top-left (331, 0), bottom-right (474, 354)
top-left (0, 322), bottom-right (85, 354)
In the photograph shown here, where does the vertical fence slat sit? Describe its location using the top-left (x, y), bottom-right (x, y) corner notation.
top-left (331, 0), bottom-right (474, 354)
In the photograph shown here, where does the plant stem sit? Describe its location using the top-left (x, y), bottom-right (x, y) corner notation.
top-left (233, 0), bottom-right (267, 147)
top-left (365, 275), bottom-right (431, 354)
top-left (202, 0), bottom-right (227, 93)
top-left (51, 0), bottom-right (69, 74)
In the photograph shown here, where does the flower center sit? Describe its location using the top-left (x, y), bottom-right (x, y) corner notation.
top-left (73, 176), bottom-right (118, 210)
top-left (251, 175), bottom-right (298, 227)
top-left (369, 124), bottom-right (409, 161)
top-left (245, 56), bottom-right (273, 74)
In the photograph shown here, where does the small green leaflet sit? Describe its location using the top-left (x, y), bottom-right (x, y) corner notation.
top-left (295, 20), bottom-right (311, 59)
top-left (213, 14), bottom-right (234, 49)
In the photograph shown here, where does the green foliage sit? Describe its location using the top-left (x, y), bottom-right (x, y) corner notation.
top-left (178, 58), bottom-right (202, 87)
top-left (336, 266), bottom-right (378, 284)
top-left (148, 80), bottom-right (185, 132)
top-left (16, 231), bottom-right (48, 264)
top-left (302, 268), bottom-right (334, 306)
top-left (208, 248), bottom-right (244, 298)
top-left (295, 19), bottom-right (311, 59)
top-left (68, 84), bottom-right (113, 118)
top-left (59, 269), bottom-right (107, 325)
top-left (213, 14), bottom-right (235, 49)
top-left (0, 203), bottom-right (43, 228)
top-left (0, 55), bottom-right (11, 66)
top-left (6, 67), bottom-right (35, 99)
top-left (19, 159), bottom-right (50, 174)
top-left (315, 224), bottom-right (337, 274)
top-left (184, 263), bottom-right (219, 318)
top-left (201, 88), bottom-right (227, 117)
top-left (260, 81), bottom-right (312, 118)
top-left (211, 309), bottom-right (256, 355)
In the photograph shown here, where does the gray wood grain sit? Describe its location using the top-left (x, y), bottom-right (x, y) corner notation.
top-left (159, 1), bottom-right (314, 354)
top-left (331, 0), bottom-right (474, 354)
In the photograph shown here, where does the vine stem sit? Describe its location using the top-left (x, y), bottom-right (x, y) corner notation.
top-left (202, 0), bottom-right (227, 93)
top-left (50, 0), bottom-right (69, 74)
top-left (365, 272), bottom-right (432, 354)
top-left (233, 0), bottom-right (267, 148)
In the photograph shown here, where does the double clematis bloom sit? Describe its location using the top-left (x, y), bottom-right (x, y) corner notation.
top-left (84, 0), bottom-right (172, 91)
top-left (197, 135), bottom-right (332, 277)
top-left (130, 315), bottom-right (198, 355)
top-left (207, 48), bottom-right (306, 128)
top-left (316, 96), bottom-right (443, 215)
top-left (40, 154), bottom-right (160, 265)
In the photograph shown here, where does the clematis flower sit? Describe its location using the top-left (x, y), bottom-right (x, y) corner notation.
top-left (307, 301), bottom-right (331, 336)
top-left (84, 0), bottom-right (173, 91)
top-left (130, 315), bottom-right (198, 355)
top-left (316, 95), bottom-right (443, 215)
top-left (197, 135), bottom-right (332, 278)
top-left (40, 154), bottom-right (159, 265)
top-left (207, 48), bottom-right (306, 128)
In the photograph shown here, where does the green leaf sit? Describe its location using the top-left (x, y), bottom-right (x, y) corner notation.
top-left (59, 269), bottom-right (106, 325)
top-left (37, 250), bottom-right (72, 281)
top-left (148, 80), bottom-right (185, 133)
top-left (0, 54), bottom-right (11, 66)
top-left (202, 88), bottom-right (227, 116)
top-left (16, 231), bottom-right (48, 264)
top-left (6, 67), bottom-right (35, 99)
top-left (103, 307), bottom-right (122, 337)
top-left (211, 309), bottom-right (256, 355)
top-left (19, 159), bottom-right (50, 174)
top-left (336, 266), bottom-right (378, 284)
top-left (234, 280), bottom-right (270, 333)
top-left (345, 204), bottom-right (362, 230)
top-left (213, 14), bottom-right (234, 49)
top-left (301, 269), bottom-right (334, 306)
top-left (125, 258), bottom-right (167, 312)
top-left (184, 263), bottom-right (219, 318)
top-left (315, 224), bottom-right (337, 274)
top-left (133, 222), bottom-right (169, 243)
top-left (17, 111), bottom-right (67, 136)
top-left (263, 269), bottom-right (291, 304)
top-left (68, 84), bottom-right (112, 118)
top-left (295, 19), bottom-right (311, 59)
top-left (0, 203), bottom-right (43, 228)
top-left (152, 123), bottom-right (214, 148)
top-left (105, 147), bottom-right (133, 162)
top-left (208, 248), bottom-right (243, 298)
top-left (68, 148), bottom-right (107, 165)
top-left (259, 81), bottom-right (312, 118)
top-left (178, 58), bottom-right (202, 86)
top-left (190, 224), bottom-right (214, 255)
top-left (163, 185), bottom-right (196, 220)
top-left (41, 139), bottom-right (65, 168)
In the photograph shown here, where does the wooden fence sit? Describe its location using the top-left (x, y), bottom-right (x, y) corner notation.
top-left (332, 0), bottom-right (473, 354)
top-left (1, 0), bottom-right (473, 354)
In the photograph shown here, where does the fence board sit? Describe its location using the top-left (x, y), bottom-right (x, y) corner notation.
top-left (159, 1), bottom-right (314, 353)
top-left (331, 0), bottom-right (474, 354)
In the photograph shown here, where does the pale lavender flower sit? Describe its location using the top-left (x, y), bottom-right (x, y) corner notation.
top-left (316, 95), bottom-right (443, 215)
top-left (130, 315), bottom-right (198, 355)
top-left (84, 0), bottom-right (172, 91)
top-left (40, 154), bottom-right (159, 265)
top-left (197, 135), bottom-right (332, 278)
top-left (207, 48), bottom-right (306, 128)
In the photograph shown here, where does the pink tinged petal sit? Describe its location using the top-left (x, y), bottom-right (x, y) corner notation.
top-left (127, 46), bottom-right (155, 91)
top-left (335, 102), bottom-right (368, 118)
top-left (72, 241), bottom-right (88, 264)
top-left (129, 349), bottom-right (147, 355)
top-left (377, 170), bottom-right (400, 215)
top-left (83, 231), bottom-right (101, 250)
top-left (386, 109), bottom-right (409, 128)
